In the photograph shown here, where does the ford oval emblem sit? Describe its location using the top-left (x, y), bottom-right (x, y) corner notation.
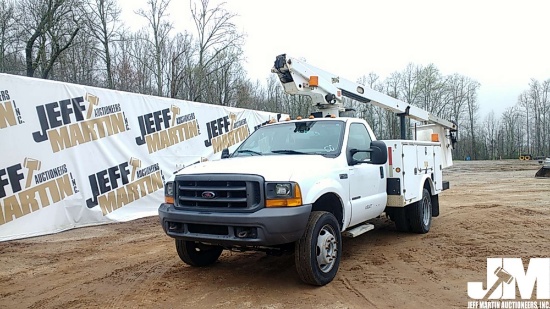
top-left (202, 191), bottom-right (216, 199)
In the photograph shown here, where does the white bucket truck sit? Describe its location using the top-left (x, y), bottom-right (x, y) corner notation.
top-left (159, 54), bottom-right (458, 285)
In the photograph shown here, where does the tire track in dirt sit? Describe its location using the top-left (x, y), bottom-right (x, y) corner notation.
top-left (338, 275), bottom-right (378, 308)
top-left (104, 260), bottom-right (171, 308)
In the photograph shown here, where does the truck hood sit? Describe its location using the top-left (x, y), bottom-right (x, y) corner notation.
top-left (177, 155), bottom-right (338, 181)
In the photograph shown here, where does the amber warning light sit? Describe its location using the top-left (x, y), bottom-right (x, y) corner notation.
top-left (309, 76), bottom-right (319, 87)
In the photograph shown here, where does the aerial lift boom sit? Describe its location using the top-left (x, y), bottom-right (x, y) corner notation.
top-left (272, 53), bottom-right (458, 168)
top-left (272, 54), bottom-right (458, 140)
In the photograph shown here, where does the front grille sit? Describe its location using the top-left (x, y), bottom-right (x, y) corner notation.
top-left (175, 174), bottom-right (263, 210)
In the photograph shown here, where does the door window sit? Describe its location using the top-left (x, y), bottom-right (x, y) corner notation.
top-left (347, 123), bottom-right (372, 161)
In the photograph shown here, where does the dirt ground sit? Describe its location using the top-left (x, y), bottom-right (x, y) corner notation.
top-left (1, 160), bottom-right (549, 309)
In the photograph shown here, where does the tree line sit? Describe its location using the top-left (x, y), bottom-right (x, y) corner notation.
top-left (1, 0), bottom-right (548, 160)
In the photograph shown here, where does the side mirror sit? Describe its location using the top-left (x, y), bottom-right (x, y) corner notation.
top-left (221, 148), bottom-right (230, 159)
top-left (347, 141), bottom-right (387, 166)
top-left (368, 141), bottom-right (387, 165)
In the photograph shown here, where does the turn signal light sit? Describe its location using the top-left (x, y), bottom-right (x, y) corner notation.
top-left (266, 184), bottom-right (303, 207)
top-left (309, 76), bottom-right (319, 87)
top-left (431, 133), bottom-right (439, 142)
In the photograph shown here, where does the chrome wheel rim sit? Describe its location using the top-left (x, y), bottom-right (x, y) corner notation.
top-left (316, 224), bottom-right (338, 273)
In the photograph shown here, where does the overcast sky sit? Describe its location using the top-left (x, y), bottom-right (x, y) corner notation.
top-left (119, 0), bottom-right (550, 117)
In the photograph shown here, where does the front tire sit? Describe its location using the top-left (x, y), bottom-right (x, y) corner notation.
top-left (407, 188), bottom-right (432, 234)
top-left (175, 239), bottom-right (223, 267)
top-left (295, 211), bottom-right (342, 286)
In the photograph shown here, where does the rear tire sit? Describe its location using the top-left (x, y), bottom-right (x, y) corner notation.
top-left (175, 239), bottom-right (223, 267)
top-left (407, 188), bottom-right (432, 234)
top-left (295, 211), bottom-right (341, 286)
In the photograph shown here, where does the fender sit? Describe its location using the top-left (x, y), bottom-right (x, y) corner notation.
top-left (301, 177), bottom-right (350, 228)
top-left (416, 174), bottom-right (435, 198)
top-left (414, 174), bottom-right (439, 217)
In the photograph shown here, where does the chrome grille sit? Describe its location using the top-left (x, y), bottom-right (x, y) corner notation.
top-left (175, 174), bottom-right (263, 210)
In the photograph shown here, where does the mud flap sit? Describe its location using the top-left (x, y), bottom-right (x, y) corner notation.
top-left (431, 194), bottom-right (440, 217)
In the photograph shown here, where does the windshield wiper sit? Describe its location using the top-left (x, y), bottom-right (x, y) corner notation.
top-left (271, 149), bottom-right (309, 155)
top-left (236, 149), bottom-right (263, 156)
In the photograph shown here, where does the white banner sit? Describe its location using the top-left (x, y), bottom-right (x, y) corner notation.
top-left (0, 73), bottom-right (285, 241)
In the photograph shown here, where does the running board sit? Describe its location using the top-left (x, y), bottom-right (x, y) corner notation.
top-left (342, 223), bottom-right (374, 238)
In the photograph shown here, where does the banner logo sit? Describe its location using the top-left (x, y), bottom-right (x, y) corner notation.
top-left (32, 93), bottom-right (129, 153)
top-left (0, 158), bottom-right (78, 225)
top-left (0, 89), bottom-right (24, 129)
top-left (135, 105), bottom-right (200, 154)
top-left (467, 258), bottom-right (550, 308)
top-left (204, 113), bottom-right (250, 153)
top-left (86, 158), bottom-right (164, 215)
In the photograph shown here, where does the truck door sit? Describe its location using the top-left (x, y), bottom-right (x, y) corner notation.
top-left (347, 123), bottom-right (387, 227)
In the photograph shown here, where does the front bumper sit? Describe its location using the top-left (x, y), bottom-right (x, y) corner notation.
top-left (158, 203), bottom-right (312, 246)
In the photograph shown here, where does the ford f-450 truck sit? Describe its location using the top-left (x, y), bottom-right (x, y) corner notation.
top-left (159, 54), bottom-right (458, 286)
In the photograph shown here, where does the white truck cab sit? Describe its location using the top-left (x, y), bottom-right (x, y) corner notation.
top-left (158, 54), bottom-right (457, 286)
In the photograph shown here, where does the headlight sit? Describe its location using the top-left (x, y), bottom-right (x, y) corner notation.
top-left (265, 182), bottom-right (302, 207)
top-left (275, 183), bottom-right (291, 196)
top-left (165, 181), bottom-right (175, 204)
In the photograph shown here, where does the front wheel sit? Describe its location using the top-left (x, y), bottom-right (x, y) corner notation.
top-left (175, 239), bottom-right (223, 267)
top-left (407, 188), bottom-right (432, 234)
top-left (295, 211), bottom-right (342, 286)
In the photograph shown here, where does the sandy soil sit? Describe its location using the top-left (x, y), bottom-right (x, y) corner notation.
top-left (1, 160), bottom-right (549, 309)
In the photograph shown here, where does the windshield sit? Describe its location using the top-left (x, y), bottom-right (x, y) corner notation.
top-left (233, 120), bottom-right (345, 157)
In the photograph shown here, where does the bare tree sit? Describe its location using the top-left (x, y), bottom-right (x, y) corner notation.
top-left (166, 32), bottom-right (194, 98)
top-left (111, 30), bottom-right (132, 92)
top-left (382, 72), bottom-right (402, 138)
top-left (518, 91), bottom-right (531, 154)
top-left (83, 0), bottom-right (121, 89)
top-left (541, 79), bottom-right (550, 156)
top-left (20, 0), bottom-right (81, 79)
top-left (465, 81), bottom-right (480, 159)
top-left (189, 0), bottom-right (244, 103)
top-left (483, 111), bottom-right (499, 159)
top-left (137, 0), bottom-right (173, 96)
top-left (400, 63), bottom-right (421, 105)
top-left (265, 74), bottom-right (282, 113)
top-left (54, 30), bottom-right (99, 84)
top-left (0, 0), bottom-right (19, 73)
top-left (500, 106), bottom-right (524, 158)
top-left (416, 64), bottom-right (445, 114)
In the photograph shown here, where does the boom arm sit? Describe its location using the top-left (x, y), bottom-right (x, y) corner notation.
top-left (272, 54), bottom-right (457, 132)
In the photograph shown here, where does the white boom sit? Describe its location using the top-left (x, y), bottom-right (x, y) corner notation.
top-left (271, 54), bottom-right (458, 133)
